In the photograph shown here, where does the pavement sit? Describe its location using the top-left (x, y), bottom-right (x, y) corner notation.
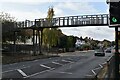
top-left (2, 50), bottom-right (113, 79)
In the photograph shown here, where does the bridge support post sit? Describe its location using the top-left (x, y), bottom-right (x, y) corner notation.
top-left (13, 31), bottom-right (17, 55)
top-left (35, 29), bottom-right (38, 54)
top-left (38, 29), bottom-right (42, 54)
top-left (38, 30), bottom-right (40, 54)
top-left (33, 29), bottom-right (36, 56)
top-left (40, 28), bottom-right (43, 54)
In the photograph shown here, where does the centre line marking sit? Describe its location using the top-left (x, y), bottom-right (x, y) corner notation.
top-left (17, 69), bottom-right (27, 77)
top-left (40, 64), bottom-right (52, 69)
top-left (52, 62), bottom-right (63, 66)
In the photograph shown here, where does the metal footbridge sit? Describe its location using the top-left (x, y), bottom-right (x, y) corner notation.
top-left (14, 14), bottom-right (109, 29)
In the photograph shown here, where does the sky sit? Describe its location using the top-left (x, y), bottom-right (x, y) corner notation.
top-left (0, 0), bottom-right (115, 41)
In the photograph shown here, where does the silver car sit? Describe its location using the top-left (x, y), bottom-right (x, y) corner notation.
top-left (94, 49), bottom-right (105, 56)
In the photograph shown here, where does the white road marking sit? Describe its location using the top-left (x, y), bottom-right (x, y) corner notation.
top-left (33, 60), bottom-right (38, 62)
top-left (57, 71), bottom-right (72, 74)
top-left (2, 66), bottom-right (31, 73)
top-left (52, 61), bottom-right (63, 66)
top-left (2, 69), bottom-right (15, 73)
top-left (20, 66), bottom-right (31, 69)
top-left (40, 64), bottom-right (52, 69)
top-left (17, 69), bottom-right (27, 77)
top-left (99, 64), bottom-right (103, 68)
top-left (93, 67), bottom-right (101, 71)
top-left (62, 60), bottom-right (74, 63)
top-left (24, 68), bottom-right (54, 78)
top-left (92, 70), bottom-right (96, 75)
top-left (85, 75), bottom-right (93, 77)
top-left (101, 62), bottom-right (107, 65)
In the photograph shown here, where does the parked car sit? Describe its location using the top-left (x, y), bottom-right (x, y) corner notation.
top-left (2, 47), bottom-right (9, 52)
top-left (105, 48), bottom-right (111, 53)
top-left (94, 49), bottom-right (105, 56)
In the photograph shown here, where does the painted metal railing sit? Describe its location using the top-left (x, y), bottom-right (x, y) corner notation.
top-left (14, 14), bottom-right (109, 29)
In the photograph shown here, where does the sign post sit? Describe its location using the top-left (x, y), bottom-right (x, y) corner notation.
top-left (115, 26), bottom-right (119, 79)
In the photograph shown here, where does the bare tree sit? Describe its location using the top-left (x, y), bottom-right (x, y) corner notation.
top-left (0, 12), bottom-right (16, 23)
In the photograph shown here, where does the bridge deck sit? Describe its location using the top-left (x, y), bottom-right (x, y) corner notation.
top-left (12, 14), bottom-right (109, 30)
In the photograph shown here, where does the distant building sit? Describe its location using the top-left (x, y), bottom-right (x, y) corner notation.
top-left (75, 39), bottom-right (85, 48)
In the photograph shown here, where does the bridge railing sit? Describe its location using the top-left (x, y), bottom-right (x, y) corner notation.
top-left (35, 14), bottom-right (109, 27)
top-left (14, 20), bottom-right (35, 29)
top-left (14, 14), bottom-right (109, 29)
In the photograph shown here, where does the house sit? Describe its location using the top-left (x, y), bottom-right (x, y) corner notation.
top-left (75, 39), bottom-right (85, 48)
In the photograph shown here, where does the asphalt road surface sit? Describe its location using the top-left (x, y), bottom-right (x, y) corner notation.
top-left (2, 50), bottom-right (113, 79)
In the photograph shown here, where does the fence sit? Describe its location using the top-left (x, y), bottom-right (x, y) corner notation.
top-left (2, 44), bottom-right (67, 55)
top-left (86, 55), bottom-right (115, 80)
top-left (106, 55), bottom-right (115, 79)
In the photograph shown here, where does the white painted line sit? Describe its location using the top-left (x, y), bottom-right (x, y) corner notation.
top-left (2, 69), bottom-right (15, 73)
top-left (40, 64), bottom-right (52, 69)
top-left (92, 70), bottom-right (96, 75)
top-left (101, 62), bottom-right (107, 65)
top-left (57, 71), bottom-right (72, 74)
top-left (33, 60), bottom-right (38, 62)
top-left (93, 67), bottom-right (101, 70)
top-left (62, 60), bottom-right (74, 63)
top-left (17, 69), bottom-right (28, 77)
top-left (2, 66), bottom-right (31, 73)
top-left (52, 61), bottom-right (63, 66)
top-left (24, 68), bottom-right (54, 78)
top-left (99, 64), bottom-right (103, 68)
top-left (85, 75), bottom-right (93, 77)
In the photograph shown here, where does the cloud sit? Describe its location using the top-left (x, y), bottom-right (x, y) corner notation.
top-left (55, 2), bottom-right (100, 16)
top-left (0, 0), bottom-right (109, 3)
top-left (6, 10), bottom-right (47, 21)
top-left (1, 0), bottom-right (53, 5)
top-left (54, 7), bottom-right (65, 17)
top-left (60, 26), bottom-right (115, 41)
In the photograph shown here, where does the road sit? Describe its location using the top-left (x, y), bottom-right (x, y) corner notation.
top-left (2, 50), bottom-right (113, 79)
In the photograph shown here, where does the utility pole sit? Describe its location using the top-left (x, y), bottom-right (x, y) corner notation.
top-left (107, 0), bottom-right (120, 78)
top-left (115, 26), bottom-right (119, 79)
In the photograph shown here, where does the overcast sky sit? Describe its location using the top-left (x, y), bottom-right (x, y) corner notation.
top-left (0, 0), bottom-right (115, 41)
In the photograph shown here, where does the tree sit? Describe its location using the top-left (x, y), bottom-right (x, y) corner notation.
top-left (17, 29), bottom-right (32, 44)
top-left (1, 12), bottom-right (33, 44)
top-left (42, 7), bottom-right (61, 49)
top-left (67, 36), bottom-right (74, 48)
top-left (58, 35), bottom-right (67, 48)
top-left (1, 12), bottom-right (16, 43)
top-left (80, 36), bottom-right (83, 40)
top-left (0, 12), bottom-right (16, 23)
